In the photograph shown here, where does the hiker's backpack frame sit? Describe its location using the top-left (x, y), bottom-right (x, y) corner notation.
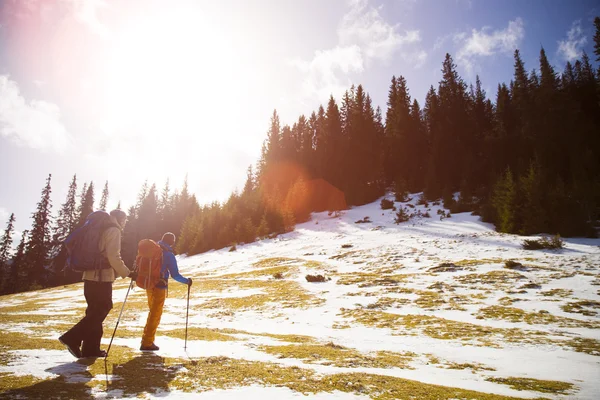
top-left (64, 210), bottom-right (116, 272)
top-left (135, 239), bottom-right (163, 289)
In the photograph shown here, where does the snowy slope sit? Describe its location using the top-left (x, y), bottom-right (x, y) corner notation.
top-left (1, 193), bottom-right (599, 399)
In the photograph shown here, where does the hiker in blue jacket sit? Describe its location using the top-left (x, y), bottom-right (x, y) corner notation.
top-left (140, 232), bottom-right (192, 351)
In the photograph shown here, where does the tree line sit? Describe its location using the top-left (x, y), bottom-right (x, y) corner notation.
top-left (0, 175), bottom-right (196, 294)
top-left (1, 17), bottom-right (599, 294)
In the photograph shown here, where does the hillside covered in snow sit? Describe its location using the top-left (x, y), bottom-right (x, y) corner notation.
top-left (1, 194), bottom-right (599, 399)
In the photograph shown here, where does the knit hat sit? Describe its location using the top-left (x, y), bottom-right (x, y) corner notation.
top-left (161, 232), bottom-right (176, 246)
top-left (110, 209), bottom-right (127, 228)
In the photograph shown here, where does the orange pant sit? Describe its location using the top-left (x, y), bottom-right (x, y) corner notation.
top-left (141, 288), bottom-right (167, 347)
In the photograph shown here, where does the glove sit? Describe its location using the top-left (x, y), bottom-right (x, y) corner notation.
top-left (187, 278), bottom-right (193, 287)
top-left (128, 271), bottom-right (138, 280)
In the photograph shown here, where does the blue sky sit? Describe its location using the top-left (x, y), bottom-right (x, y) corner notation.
top-left (0, 0), bottom-right (598, 245)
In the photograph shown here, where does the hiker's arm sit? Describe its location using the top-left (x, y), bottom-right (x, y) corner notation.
top-left (165, 252), bottom-right (190, 285)
top-left (104, 227), bottom-right (130, 279)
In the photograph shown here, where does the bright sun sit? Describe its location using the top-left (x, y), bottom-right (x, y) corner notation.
top-left (102, 6), bottom-right (237, 144)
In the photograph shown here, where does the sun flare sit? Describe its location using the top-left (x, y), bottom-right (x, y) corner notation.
top-left (102, 6), bottom-right (238, 143)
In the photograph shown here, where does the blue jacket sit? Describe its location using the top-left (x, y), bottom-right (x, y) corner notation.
top-left (155, 241), bottom-right (190, 289)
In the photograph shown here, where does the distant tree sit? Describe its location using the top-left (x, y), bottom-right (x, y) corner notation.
top-left (25, 174), bottom-right (53, 287)
top-left (52, 174), bottom-right (78, 251)
top-left (99, 181), bottom-right (109, 210)
top-left (77, 182), bottom-right (94, 226)
top-left (0, 212), bottom-right (16, 290)
top-left (492, 168), bottom-right (517, 233)
top-left (6, 229), bottom-right (27, 294)
top-left (243, 165), bottom-right (255, 195)
top-left (593, 17), bottom-right (600, 62)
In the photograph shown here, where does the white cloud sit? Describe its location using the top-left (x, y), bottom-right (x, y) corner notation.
top-left (339, 0), bottom-right (421, 63)
top-left (292, 0), bottom-right (424, 104)
top-left (0, 75), bottom-right (71, 153)
top-left (557, 20), bottom-right (587, 62)
top-left (456, 18), bottom-right (525, 75)
top-left (291, 45), bottom-right (364, 103)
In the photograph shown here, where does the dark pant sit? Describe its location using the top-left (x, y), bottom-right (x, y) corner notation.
top-left (63, 280), bottom-right (113, 355)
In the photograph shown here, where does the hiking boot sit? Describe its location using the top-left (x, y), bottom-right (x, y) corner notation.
top-left (140, 343), bottom-right (159, 351)
top-left (59, 335), bottom-right (82, 359)
top-left (81, 349), bottom-right (107, 358)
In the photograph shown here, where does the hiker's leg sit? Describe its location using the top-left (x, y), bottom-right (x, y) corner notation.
top-left (61, 280), bottom-right (95, 345)
top-left (81, 281), bottom-right (113, 354)
top-left (141, 288), bottom-right (166, 346)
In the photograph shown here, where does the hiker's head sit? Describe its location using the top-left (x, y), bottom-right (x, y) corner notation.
top-left (161, 232), bottom-right (176, 247)
top-left (110, 209), bottom-right (127, 228)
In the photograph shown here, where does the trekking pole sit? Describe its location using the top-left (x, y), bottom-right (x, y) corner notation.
top-left (105, 276), bottom-right (135, 360)
top-left (184, 283), bottom-right (191, 350)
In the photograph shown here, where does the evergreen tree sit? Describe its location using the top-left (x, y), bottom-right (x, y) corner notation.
top-left (135, 180), bottom-right (149, 216)
top-left (324, 96), bottom-right (344, 190)
top-left (257, 110), bottom-right (282, 179)
top-left (7, 229), bottom-right (27, 294)
top-left (25, 174), bottom-right (53, 287)
top-left (157, 178), bottom-right (172, 232)
top-left (594, 17), bottom-right (600, 62)
top-left (0, 213), bottom-right (15, 290)
top-left (79, 182), bottom-right (95, 224)
top-left (52, 174), bottom-right (78, 250)
top-left (76, 182), bottom-right (88, 225)
top-left (99, 181), bottom-right (109, 210)
top-left (384, 75), bottom-right (412, 185)
top-left (491, 168), bottom-right (517, 233)
top-left (243, 165), bottom-right (255, 195)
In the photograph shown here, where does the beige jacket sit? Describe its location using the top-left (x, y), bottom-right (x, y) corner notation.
top-left (82, 215), bottom-right (131, 282)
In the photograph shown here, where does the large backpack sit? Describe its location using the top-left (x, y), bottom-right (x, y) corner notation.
top-left (64, 211), bottom-right (117, 272)
top-left (135, 239), bottom-right (164, 289)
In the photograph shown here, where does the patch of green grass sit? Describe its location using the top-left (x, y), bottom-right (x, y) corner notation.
top-left (220, 266), bottom-right (294, 279)
top-left (336, 272), bottom-right (413, 288)
top-left (566, 337), bottom-right (600, 356)
top-left (456, 270), bottom-right (527, 288)
top-left (454, 258), bottom-right (504, 267)
top-left (261, 343), bottom-right (416, 369)
top-left (165, 327), bottom-right (241, 342)
top-left (497, 297), bottom-right (525, 306)
top-left (366, 297), bottom-right (411, 310)
top-left (476, 306), bottom-right (600, 329)
top-left (200, 280), bottom-right (324, 311)
top-left (444, 362), bottom-right (496, 373)
top-left (171, 356), bottom-right (530, 399)
top-left (561, 300), bottom-right (600, 316)
top-left (485, 376), bottom-right (574, 394)
top-left (539, 288), bottom-right (573, 299)
top-left (340, 308), bottom-right (556, 348)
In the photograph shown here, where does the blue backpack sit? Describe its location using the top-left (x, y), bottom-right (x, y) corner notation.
top-left (64, 211), bottom-right (118, 272)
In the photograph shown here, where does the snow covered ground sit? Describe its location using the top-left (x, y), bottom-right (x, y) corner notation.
top-left (1, 194), bottom-right (599, 399)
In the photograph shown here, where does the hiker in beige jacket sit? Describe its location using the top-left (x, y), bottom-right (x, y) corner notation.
top-left (59, 209), bottom-right (135, 358)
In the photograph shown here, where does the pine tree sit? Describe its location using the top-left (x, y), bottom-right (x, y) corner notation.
top-left (491, 168), bottom-right (517, 233)
top-left (324, 96), bottom-right (344, 190)
top-left (0, 213), bottom-right (16, 290)
top-left (25, 174), bottom-right (53, 287)
top-left (135, 180), bottom-right (149, 216)
top-left (384, 75), bottom-right (412, 185)
top-left (78, 182), bottom-right (95, 226)
top-left (76, 182), bottom-right (88, 225)
top-left (257, 110), bottom-right (282, 179)
top-left (99, 181), bottom-right (109, 210)
top-left (138, 183), bottom-right (158, 240)
top-left (7, 229), bottom-right (27, 294)
top-left (593, 17), bottom-right (600, 62)
top-left (243, 165), bottom-right (255, 195)
top-left (50, 174), bottom-right (78, 277)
